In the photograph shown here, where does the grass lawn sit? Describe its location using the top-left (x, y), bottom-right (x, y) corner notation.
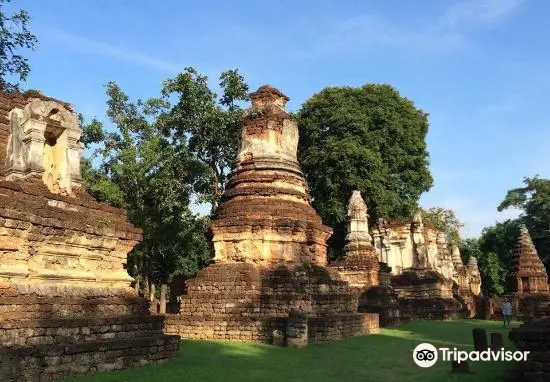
top-left (64, 319), bottom-right (521, 382)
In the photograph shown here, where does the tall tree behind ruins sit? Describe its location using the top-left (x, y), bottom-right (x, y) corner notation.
top-left (297, 84), bottom-right (433, 260)
top-left (0, 0), bottom-right (37, 91)
top-left (421, 207), bottom-right (463, 247)
top-left (498, 176), bottom-right (550, 270)
top-left (81, 82), bottom-right (212, 309)
top-left (160, 67), bottom-right (249, 212)
top-left (470, 176), bottom-right (550, 294)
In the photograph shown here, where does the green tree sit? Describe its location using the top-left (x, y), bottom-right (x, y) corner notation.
top-left (82, 82), bottom-right (211, 311)
top-left (161, 68), bottom-right (249, 212)
top-left (0, 0), bottom-right (37, 91)
top-left (477, 219), bottom-right (520, 293)
top-left (498, 176), bottom-right (550, 270)
top-left (297, 84), bottom-right (433, 259)
top-left (461, 238), bottom-right (504, 297)
top-left (421, 207), bottom-right (463, 246)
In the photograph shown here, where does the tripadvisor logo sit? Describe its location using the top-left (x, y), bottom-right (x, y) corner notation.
top-left (413, 343), bottom-right (530, 368)
top-left (413, 343), bottom-right (438, 368)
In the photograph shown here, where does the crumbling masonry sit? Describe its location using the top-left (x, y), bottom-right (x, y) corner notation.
top-left (165, 86), bottom-right (378, 344)
top-left (0, 90), bottom-right (179, 381)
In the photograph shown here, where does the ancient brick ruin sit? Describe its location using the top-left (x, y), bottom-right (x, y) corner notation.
top-left (165, 86), bottom-right (379, 344)
top-left (371, 213), bottom-right (481, 320)
top-left (512, 224), bottom-right (549, 295)
top-left (0, 90), bottom-right (179, 381)
top-left (510, 317), bottom-right (550, 382)
top-left (329, 191), bottom-right (399, 326)
top-left (330, 191), bottom-right (380, 288)
top-left (507, 225), bottom-right (550, 320)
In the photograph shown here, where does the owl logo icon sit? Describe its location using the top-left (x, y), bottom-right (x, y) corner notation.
top-left (413, 343), bottom-right (438, 367)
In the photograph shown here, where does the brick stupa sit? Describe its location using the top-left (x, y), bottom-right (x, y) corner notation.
top-left (0, 91), bottom-right (178, 381)
top-left (330, 191), bottom-right (380, 288)
top-left (511, 225), bottom-right (549, 294)
top-left (330, 191), bottom-right (399, 326)
top-left (166, 86), bottom-right (378, 343)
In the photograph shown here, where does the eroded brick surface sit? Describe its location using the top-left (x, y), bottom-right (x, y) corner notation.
top-left (0, 90), bottom-right (179, 381)
top-left (168, 86), bottom-right (379, 343)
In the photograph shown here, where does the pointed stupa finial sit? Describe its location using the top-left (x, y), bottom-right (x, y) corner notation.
top-left (346, 190), bottom-right (371, 243)
top-left (519, 223), bottom-right (528, 234)
top-left (347, 190), bottom-right (368, 220)
top-left (451, 245), bottom-right (463, 266)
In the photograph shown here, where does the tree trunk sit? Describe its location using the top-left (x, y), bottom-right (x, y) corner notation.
top-left (149, 283), bottom-right (156, 302)
top-left (159, 284), bottom-right (167, 314)
top-left (144, 275), bottom-right (150, 299)
top-left (134, 275), bottom-right (140, 293)
top-left (210, 170), bottom-right (220, 214)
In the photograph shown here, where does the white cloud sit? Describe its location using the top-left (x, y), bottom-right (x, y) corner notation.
top-left (289, 15), bottom-right (465, 60)
top-left (443, 0), bottom-right (525, 26)
top-left (38, 27), bottom-right (181, 73)
top-left (298, 15), bottom-right (465, 58)
top-left (292, 0), bottom-right (524, 59)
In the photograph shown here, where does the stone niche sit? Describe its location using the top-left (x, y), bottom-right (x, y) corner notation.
top-left (0, 91), bottom-right (179, 382)
top-left (372, 213), bottom-right (480, 320)
top-left (165, 86), bottom-right (379, 344)
top-left (3, 94), bottom-right (83, 194)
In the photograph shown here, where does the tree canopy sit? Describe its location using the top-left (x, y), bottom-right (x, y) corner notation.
top-left (81, 68), bottom-right (249, 308)
top-left (461, 238), bottom-right (505, 297)
top-left (82, 81), bottom-right (212, 300)
top-left (0, 0), bottom-right (37, 91)
top-left (297, 84), bottom-right (433, 259)
top-left (421, 207), bottom-right (463, 247)
top-left (161, 67), bottom-right (249, 212)
top-left (498, 176), bottom-right (550, 269)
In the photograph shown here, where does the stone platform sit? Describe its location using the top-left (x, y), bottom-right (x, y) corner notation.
top-left (510, 317), bottom-right (550, 382)
top-left (166, 263), bottom-right (378, 343)
top-left (392, 270), bottom-right (463, 320)
top-left (0, 90), bottom-right (180, 381)
top-left (0, 283), bottom-right (179, 381)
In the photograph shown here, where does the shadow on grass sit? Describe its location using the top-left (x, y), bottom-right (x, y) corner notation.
top-left (63, 320), bottom-right (522, 382)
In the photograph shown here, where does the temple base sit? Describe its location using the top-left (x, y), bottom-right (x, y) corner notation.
top-left (391, 270), bottom-right (463, 320)
top-left (0, 282), bottom-right (179, 381)
top-left (166, 263), bottom-right (379, 344)
top-left (510, 317), bottom-right (550, 382)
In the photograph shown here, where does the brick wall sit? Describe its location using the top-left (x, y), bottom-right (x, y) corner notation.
top-left (483, 295), bottom-right (550, 321)
top-left (0, 175), bottom-right (180, 381)
top-left (0, 281), bottom-right (180, 381)
top-left (509, 317), bottom-right (550, 382)
top-left (166, 262), bottom-right (379, 343)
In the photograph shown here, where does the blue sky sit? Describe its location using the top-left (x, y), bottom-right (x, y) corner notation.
top-left (8, 0), bottom-right (549, 237)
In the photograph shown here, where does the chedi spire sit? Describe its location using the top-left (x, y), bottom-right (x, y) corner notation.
top-left (210, 85), bottom-right (332, 265)
top-left (511, 224), bottom-right (549, 294)
top-left (346, 190), bottom-right (372, 243)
